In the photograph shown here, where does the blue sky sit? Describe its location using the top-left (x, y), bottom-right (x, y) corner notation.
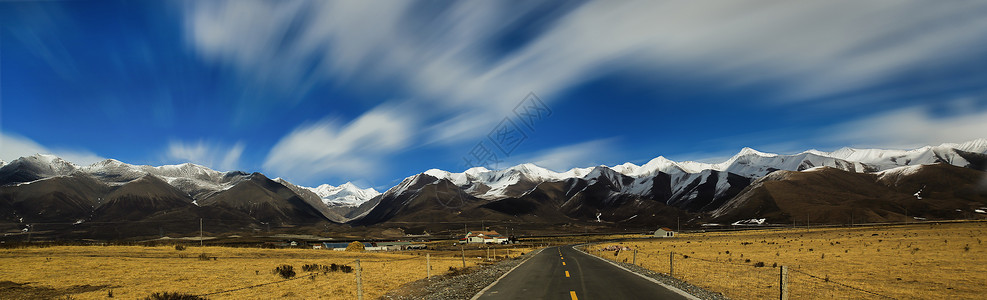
top-left (2, 0), bottom-right (987, 189)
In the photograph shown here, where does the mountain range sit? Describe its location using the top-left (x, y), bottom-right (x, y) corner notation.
top-left (2, 139), bottom-right (986, 239)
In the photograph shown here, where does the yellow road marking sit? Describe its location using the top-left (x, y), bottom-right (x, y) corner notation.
top-left (565, 270), bottom-right (570, 277)
top-left (570, 291), bottom-right (578, 300)
top-left (562, 262), bottom-right (566, 266)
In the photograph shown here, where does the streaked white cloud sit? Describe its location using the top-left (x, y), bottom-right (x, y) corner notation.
top-left (823, 101), bottom-right (987, 149)
top-left (182, 0), bottom-right (987, 144)
top-left (508, 139), bottom-right (619, 172)
top-left (0, 131), bottom-right (105, 165)
top-left (263, 104), bottom-right (416, 180)
top-left (166, 140), bottom-right (244, 171)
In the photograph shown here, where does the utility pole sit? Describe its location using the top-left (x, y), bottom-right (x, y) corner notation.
top-left (426, 254), bottom-right (431, 279)
top-left (677, 217), bottom-right (680, 232)
top-left (199, 218), bottom-right (203, 247)
top-left (460, 244), bottom-right (466, 268)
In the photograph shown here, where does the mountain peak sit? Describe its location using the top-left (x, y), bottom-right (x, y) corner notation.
top-left (736, 147), bottom-right (776, 157)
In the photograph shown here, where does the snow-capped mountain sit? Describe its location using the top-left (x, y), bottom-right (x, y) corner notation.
top-left (304, 182), bottom-right (380, 207)
top-left (362, 138), bottom-right (987, 223)
top-left (82, 159), bottom-right (250, 200)
top-left (2, 138), bottom-right (985, 231)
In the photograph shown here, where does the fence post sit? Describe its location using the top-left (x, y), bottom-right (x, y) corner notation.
top-left (633, 249), bottom-right (637, 265)
top-left (355, 259), bottom-right (363, 300)
top-left (780, 265), bottom-right (788, 300)
top-left (669, 251), bottom-right (674, 277)
top-left (426, 254), bottom-right (431, 279)
top-left (486, 247), bottom-right (490, 261)
top-left (461, 245), bottom-right (466, 268)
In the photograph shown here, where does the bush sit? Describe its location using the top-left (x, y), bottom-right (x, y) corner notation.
top-left (143, 292), bottom-right (207, 300)
top-left (754, 261), bottom-right (765, 268)
top-left (302, 263), bottom-right (328, 273)
top-left (273, 265), bottom-right (295, 279)
top-left (197, 253), bottom-right (213, 261)
top-left (174, 245), bottom-right (186, 251)
top-left (301, 263), bottom-right (351, 273)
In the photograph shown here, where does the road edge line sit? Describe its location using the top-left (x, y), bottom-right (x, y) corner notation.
top-left (470, 247), bottom-right (546, 300)
top-left (573, 245), bottom-right (701, 300)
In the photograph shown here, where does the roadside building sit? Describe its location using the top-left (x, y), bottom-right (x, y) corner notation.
top-left (322, 242), bottom-right (364, 251)
top-left (654, 227), bottom-right (675, 238)
top-left (463, 230), bottom-right (509, 244)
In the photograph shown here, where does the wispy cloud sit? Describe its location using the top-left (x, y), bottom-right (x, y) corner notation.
top-left (263, 104), bottom-right (416, 181)
top-left (822, 101), bottom-right (987, 149)
top-left (507, 139), bottom-right (619, 172)
top-left (0, 131), bottom-right (105, 165)
top-left (166, 140), bottom-right (244, 171)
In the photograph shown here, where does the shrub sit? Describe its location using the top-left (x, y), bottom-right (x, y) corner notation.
top-left (302, 264), bottom-right (328, 273)
top-left (143, 292), bottom-right (207, 300)
top-left (754, 261), bottom-right (765, 268)
top-left (174, 245), bottom-right (186, 251)
top-left (273, 265), bottom-right (295, 279)
top-left (197, 253), bottom-right (213, 261)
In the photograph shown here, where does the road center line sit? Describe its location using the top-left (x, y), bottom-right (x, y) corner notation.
top-left (562, 262), bottom-right (566, 266)
top-left (565, 270), bottom-right (570, 277)
top-left (570, 291), bottom-right (578, 300)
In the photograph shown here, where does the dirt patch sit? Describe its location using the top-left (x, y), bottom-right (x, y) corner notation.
top-left (0, 281), bottom-right (112, 299)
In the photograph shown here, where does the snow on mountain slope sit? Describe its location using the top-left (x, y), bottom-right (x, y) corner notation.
top-left (305, 182), bottom-right (380, 207)
top-left (384, 138), bottom-right (987, 212)
top-left (9, 154), bottom-right (80, 176)
top-left (825, 139), bottom-right (987, 170)
top-left (81, 159), bottom-right (250, 200)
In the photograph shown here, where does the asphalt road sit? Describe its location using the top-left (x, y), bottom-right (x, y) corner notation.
top-left (475, 245), bottom-right (695, 300)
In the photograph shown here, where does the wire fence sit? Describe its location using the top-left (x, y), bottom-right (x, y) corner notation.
top-left (178, 246), bottom-right (532, 299)
top-left (585, 247), bottom-right (898, 300)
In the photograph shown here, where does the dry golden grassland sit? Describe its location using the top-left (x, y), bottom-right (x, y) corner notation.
top-left (0, 244), bottom-right (533, 299)
top-left (588, 222), bottom-right (987, 300)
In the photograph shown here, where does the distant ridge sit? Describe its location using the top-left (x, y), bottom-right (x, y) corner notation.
top-left (1, 138), bottom-right (985, 238)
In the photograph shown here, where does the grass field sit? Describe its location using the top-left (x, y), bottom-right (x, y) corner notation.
top-left (587, 221), bottom-right (987, 299)
top-left (0, 244), bottom-right (533, 299)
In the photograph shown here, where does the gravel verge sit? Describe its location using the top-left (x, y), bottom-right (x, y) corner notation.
top-left (381, 249), bottom-right (542, 300)
top-left (572, 245), bottom-right (729, 300)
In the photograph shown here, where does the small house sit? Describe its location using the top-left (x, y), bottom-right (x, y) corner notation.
top-left (654, 227), bottom-right (675, 238)
top-left (464, 231), bottom-right (508, 244)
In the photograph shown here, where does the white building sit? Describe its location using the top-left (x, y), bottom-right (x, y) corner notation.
top-left (462, 230), bottom-right (508, 244)
top-left (654, 227), bottom-right (675, 238)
